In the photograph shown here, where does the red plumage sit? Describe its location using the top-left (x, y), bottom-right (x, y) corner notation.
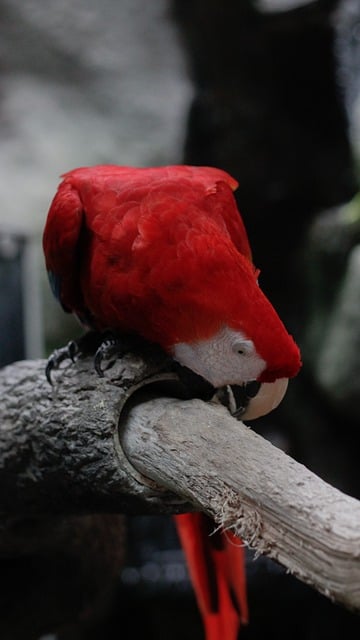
top-left (43, 165), bottom-right (249, 342)
top-left (43, 164), bottom-right (302, 639)
top-left (43, 164), bottom-right (300, 381)
top-left (175, 514), bottom-right (248, 639)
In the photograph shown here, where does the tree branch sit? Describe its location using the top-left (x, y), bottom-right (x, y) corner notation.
top-left (0, 358), bottom-right (359, 613)
top-left (122, 397), bottom-right (360, 613)
top-left (0, 356), bottom-right (189, 516)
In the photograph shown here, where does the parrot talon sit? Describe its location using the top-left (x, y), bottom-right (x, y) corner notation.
top-left (93, 332), bottom-right (170, 378)
top-left (94, 335), bottom-right (126, 377)
top-left (45, 342), bottom-right (78, 385)
top-left (67, 340), bottom-right (80, 362)
top-left (45, 331), bottom-right (105, 384)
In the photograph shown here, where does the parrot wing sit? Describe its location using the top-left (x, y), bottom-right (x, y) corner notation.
top-left (202, 180), bottom-right (252, 263)
top-left (43, 164), bottom-right (253, 341)
top-left (59, 163), bottom-right (251, 262)
top-left (174, 513), bottom-right (248, 640)
top-left (42, 179), bottom-right (91, 325)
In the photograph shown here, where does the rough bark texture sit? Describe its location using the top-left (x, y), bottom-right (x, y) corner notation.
top-left (0, 355), bottom-right (191, 516)
top-left (0, 357), bottom-right (359, 615)
top-left (122, 398), bottom-right (360, 613)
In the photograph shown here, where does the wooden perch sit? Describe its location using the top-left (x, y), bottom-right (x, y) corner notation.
top-left (0, 356), bottom-right (359, 614)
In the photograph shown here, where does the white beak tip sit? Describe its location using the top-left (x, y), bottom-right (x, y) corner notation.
top-left (241, 378), bottom-right (289, 421)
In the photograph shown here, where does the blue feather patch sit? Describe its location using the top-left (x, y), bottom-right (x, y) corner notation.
top-left (47, 270), bottom-right (70, 312)
top-left (48, 270), bottom-right (61, 302)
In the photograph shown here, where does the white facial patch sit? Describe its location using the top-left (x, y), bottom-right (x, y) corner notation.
top-left (172, 326), bottom-right (266, 387)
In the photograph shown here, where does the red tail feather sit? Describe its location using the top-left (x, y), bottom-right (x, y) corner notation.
top-left (174, 513), bottom-right (248, 639)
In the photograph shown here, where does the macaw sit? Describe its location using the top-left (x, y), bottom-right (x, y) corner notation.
top-left (43, 164), bottom-right (301, 640)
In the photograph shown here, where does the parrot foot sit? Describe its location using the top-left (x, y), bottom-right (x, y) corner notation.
top-left (215, 380), bottom-right (261, 419)
top-left (45, 340), bottom-right (81, 384)
top-left (93, 334), bottom-right (126, 377)
top-left (45, 331), bottom-right (107, 384)
top-left (93, 332), bottom-right (173, 377)
top-left (45, 330), bottom-right (172, 384)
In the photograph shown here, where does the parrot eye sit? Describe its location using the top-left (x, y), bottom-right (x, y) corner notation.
top-left (232, 339), bottom-right (254, 357)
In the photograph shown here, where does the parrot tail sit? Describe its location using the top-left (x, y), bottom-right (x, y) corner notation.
top-left (174, 513), bottom-right (248, 640)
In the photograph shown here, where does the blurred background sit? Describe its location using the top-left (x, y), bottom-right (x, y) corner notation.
top-left (0, 0), bottom-right (192, 361)
top-left (0, 0), bottom-right (359, 638)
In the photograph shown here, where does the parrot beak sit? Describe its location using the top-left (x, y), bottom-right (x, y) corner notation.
top-left (241, 377), bottom-right (288, 421)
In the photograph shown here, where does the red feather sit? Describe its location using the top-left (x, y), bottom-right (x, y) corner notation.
top-left (175, 513), bottom-right (248, 639)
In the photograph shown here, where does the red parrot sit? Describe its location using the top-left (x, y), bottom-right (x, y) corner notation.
top-left (43, 164), bottom-right (301, 639)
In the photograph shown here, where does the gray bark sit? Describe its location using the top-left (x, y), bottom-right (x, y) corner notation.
top-left (0, 354), bottom-right (192, 516)
top-left (0, 357), bottom-right (359, 613)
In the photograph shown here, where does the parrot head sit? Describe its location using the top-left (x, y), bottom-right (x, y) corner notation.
top-left (168, 245), bottom-right (301, 421)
